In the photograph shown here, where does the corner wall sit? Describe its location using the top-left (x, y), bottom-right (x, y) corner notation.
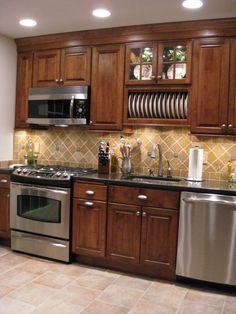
top-left (0, 34), bottom-right (17, 161)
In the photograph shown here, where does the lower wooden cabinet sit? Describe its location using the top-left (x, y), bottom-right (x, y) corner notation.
top-left (72, 199), bottom-right (106, 257)
top-left (0, 187), bottom-right (10, 239)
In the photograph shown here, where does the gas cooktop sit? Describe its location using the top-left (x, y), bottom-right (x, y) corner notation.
top-left (11, 164), bottom-right (97, 187)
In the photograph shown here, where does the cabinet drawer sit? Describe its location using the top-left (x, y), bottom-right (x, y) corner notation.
top-left (0, 174), bottom-right (10, 189)
top-left (74, 181), bottom-right (107, 201)
top-left (109, 185), bottom-right (179, 209)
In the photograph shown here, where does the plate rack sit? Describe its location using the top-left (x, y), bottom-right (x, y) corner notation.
top-left (128, 91), bottom-right (188, 120)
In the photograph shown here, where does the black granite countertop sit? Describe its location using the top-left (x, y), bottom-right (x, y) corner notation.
top-left (0, 167), bottom-right (13, 175)
top-left (74, 173), bottom-right (236, 195)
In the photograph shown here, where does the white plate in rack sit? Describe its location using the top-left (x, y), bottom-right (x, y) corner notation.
top-left (136, 94), bottom-right (141, 118)
top-left (153, 94), bottom-right (158, 118)
top-left (144, 93), bottom-right (149, 118)
top-left (184, 94), bottom-right (188, 118)
top-left (131, 93), bottom-right (137, 118)
top-left (166, 93), bottom-right (171, 118)
top-left (170, 93), bottom-right (175, 119)
top-left (180, 93), bottom-right (185, 119)
top-left (162, 93), bottom-right (167, 118)
top-left (128, 94), bottom-right (133, 118)
top-left (140, 93), bottom-right (145, 118)
top-left (149, 93), bottom-right (154, 118)
top-left (157, 93), bottom-right (162, 118)
top-left (175, 93), bottom-right (181, 119)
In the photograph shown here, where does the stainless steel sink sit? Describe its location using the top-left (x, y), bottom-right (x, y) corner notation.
top-left (129, 175), bottom-right (182, 183)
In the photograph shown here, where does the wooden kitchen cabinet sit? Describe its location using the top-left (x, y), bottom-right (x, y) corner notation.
top-left (15, 52), bottom-right (33, 129)
top-left (90, 44), bottom-right (125, 130)
top-left (125, 41), bottom-right (192, 85)
top-left (0, 174), bottom-right (10, 239)
top-left (228, 38), bottom-right (236, 134)
top-left (72, 181), bottom-right (107, 258)
top-left (107, 185), bottom-right (179, 278)
top-left (190, 37), bottom-right (232, 135)
top-left (33, 47), bottom-right (91, 87)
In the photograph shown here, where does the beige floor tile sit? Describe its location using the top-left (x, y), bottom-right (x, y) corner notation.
top-left (0, 286), bottom-right (14, 299)
top-left (75, 271), bottom-right (116, 290)
top-left (98, 284), bottom-right (144, 309)
top-left (85, 267), bottom-right (121, 279)
top-left (114, 275), bottom-right (151, 291)
top-left (177, 300), bottom-right (222, 314)
top-left (184, 289), bottom-right (226, 308)
top-left (33, 270), bottom-right (76, 289)
top-left (223, 297), bottom-right (236, 314)
top-left (0, 260), bottom-right (17, 274)
top-left (8, 282), bottom-right (57, 306)
top-left (0, 252), bottom-right (29, 265)
top-left (0, 246), bottom-right (11, 256)
top-left (55, 283), bottom-right (101, 306)
top-left (81, 300), bottom-right (129, 314)
top-left (16, 259), bottom-right (53, 275)
top-left (32, 294), bottom-right (85, 314)
top-left (143, 281), bottom-right (188, 308)
top-left (0, 296), bottom-right (35, 314)
top-left (129, 297), bottom-right (177, 314)
top-left (50, 262), bottom-right (89, 277)
top-left (0, 268), bottom-right (38, 289)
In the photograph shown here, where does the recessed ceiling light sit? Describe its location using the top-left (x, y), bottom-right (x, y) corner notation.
top-left (92, 9), bottom-right (111, 18)
top-left (182, 0), bottom-right (203, 9)
top-left (19, 19), bottom-right (37, 27)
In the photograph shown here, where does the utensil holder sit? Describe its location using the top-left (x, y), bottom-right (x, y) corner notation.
top-left (121, 157), bottom-right (131, 175)
top-left (98, 159), bottom-right (110, 174)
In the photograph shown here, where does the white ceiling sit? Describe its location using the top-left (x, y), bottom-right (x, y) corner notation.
top-left (0, 0), bottom-right (236, 39)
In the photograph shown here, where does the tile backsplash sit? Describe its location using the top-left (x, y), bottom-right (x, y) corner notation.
top-left (13, 127), bottom-right (236, 181)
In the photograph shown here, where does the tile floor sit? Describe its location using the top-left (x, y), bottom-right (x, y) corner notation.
top-left (0, 246), bottom-right (235, 314)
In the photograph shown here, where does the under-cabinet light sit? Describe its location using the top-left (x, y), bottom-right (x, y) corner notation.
top-left (92, 8), bottom-right (111, 18)
top-left (19, 19), bottom-right (37, 27)
top-left (182, 0), bottom-right (203, 9)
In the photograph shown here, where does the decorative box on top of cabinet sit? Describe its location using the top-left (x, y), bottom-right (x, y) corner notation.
top-left (191, 37), bottom-right (236, 135)
top-left (33, 47), bottom-right (91, 87)
top-left (125, 40), bottom-right (192, 85)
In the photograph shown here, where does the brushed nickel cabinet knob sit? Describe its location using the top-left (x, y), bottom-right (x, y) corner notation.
top-left (136, 211), bottom-right (141, 216)
top-left (142, 212), bottom-right (147, 217)
top-left (221, 124), bottom-right (226, 129)
top-left (228, 124), bottom-right (233, 128)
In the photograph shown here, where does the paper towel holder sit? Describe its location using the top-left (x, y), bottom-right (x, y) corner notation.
top-left (186, 146), bottom-right (204, 182)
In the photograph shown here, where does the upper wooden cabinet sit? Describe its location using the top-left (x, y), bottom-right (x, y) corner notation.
top-left (125, 41), bottom-right (192, 85)
top-left (190, 38), bottom-right (233, 135)
top-left (15, 52), bottom-right (33, 129)
top-left (90, 44), bottom-right (125, 131)
top-left (33, 47), bottom-right (91, 87)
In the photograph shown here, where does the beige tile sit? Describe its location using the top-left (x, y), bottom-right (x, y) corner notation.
top-left (177, 300), bottom-right (222, 314)
top-left (75, 271), bottom-right (116, 290)
top-left (114, 275), bottom-right (151, 291)
top-left (8, 282), bottom-right (57, 306)
top-left (81, 300), bottom-right (129, 314)
top-left (223, 296), bottom-right (236, 314)
top-left (98, 284), bottom-right (144, 309)
top-left (0, 268), bottom-right (38, 289)
top-left (50, 262), bottom-right (89, 277)
top-left (0, 246), bottom-right (11, 256)
top-left (33, 271), bottom-right (76, 289)
top-left (0, 296), bottom-right (35, 314)
top-left (130, 297), bottom-right (176, 314)
top-left (0, 286), bottom-right (14, 299)
top-left (143, 281), bottom-right (188, 308)
top-left (56, 283), bottom-right (101, 306)
top-left (16, 259), bottom-right (53, 275)
top-left (0, 260), bottom-right (17, 274)
top-left (185, 289), bottom-right (226, 308)
top-left (0, 252), bottom-right (29, 266)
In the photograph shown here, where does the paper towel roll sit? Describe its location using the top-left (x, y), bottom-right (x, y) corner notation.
top-left (187, 147), bottom-right (204, 181)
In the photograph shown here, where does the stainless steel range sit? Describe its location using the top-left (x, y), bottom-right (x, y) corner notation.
top-left (10, 165), bottom-right (96, 262)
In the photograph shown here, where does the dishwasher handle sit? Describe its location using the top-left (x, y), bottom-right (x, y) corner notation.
top-left (182, 197), bottom-right (236, 207)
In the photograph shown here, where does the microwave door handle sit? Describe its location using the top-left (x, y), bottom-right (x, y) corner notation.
top-left (70, 96), bottom-right (75, 119)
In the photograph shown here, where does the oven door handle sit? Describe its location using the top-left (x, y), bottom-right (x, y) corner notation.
top-left (11, 183), bottom-right (69, 195)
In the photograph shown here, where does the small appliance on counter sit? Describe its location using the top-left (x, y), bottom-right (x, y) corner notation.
top-left (186, 146), bottom-right (204, 182)
top-left (98, 141), bottom-right (110, 174)
top-left (10, 164), bottom-right (96, 262)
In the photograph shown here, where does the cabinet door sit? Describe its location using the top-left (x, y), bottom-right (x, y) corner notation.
top-left (61, 47), bottom-right (91, 86)
top-left (191, 38), bottom-right (230, 134)
top-left (33, 49), bottom-right (60, 87)
top-left (15, 52), bottom-right (33, 128)
top-left (157, 41), bottom-right (192, 84)
top-left (107, 203), bottom-right (141, 263)
top-left (72, 199), bottom-right (106, 257)
top-left (140, 207), bottom-right (178, 274)
top-left (125, 42), bottom-right (157, 85)
top-left (0, 188), bottom-right (10, 239)
top-left (90, 45), bottom-right (125, 130)
top-left (228, 38), bottom-right (236, 134)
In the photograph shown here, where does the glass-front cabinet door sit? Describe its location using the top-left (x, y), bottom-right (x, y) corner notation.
top-left (125, 42), bottom-right (157, 85)
top-left (157, 41), bottom-right (192, 84)
top-left (125, 41), bottom-right (192, 85)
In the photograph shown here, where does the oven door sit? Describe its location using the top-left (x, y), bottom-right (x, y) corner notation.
top-left (10, 182), bottom-right (70, 239)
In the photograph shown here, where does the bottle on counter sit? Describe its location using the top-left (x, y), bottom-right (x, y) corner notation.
top-left (110, 147), bottom-right (118, 173)
top-left (27, 140), bottom-right (35, 165)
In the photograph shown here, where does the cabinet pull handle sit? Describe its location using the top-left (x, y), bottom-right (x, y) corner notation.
top-left (137, 194), bottom-right (148, 200)
top-left (90, 120), bottom-right (93, 124)
top-left (55, 79), bottom-right (59, 83)
top-left (228, 124), bottom-right (233, 128)
top-left (150, 75), bottom-right (156, 80)
top-left (7, 194), bottom-right (10, 198)
top-left (85, 190), bottom-right (95, 195)
top-left (136, 211), bottom-right (141, 216)
top-left (0, 179), bottom-right (7, 183)
top-left (142, 212), bottom-right (147, 217)
top-left (221, 124), bottom-right (226, 129)
top-left (157, 75), bottom-right (162, 80)
top-left (59, 78), bottom-right (63, 83)
top-left (84, 201), bottom-right (94, 207)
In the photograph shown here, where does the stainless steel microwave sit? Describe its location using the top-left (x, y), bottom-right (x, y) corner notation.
top-left (27, 86), bottom-right (90, 126)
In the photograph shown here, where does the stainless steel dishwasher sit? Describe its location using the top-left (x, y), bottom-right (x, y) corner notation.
top-left (176, 191), bottom-right (236, 286)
